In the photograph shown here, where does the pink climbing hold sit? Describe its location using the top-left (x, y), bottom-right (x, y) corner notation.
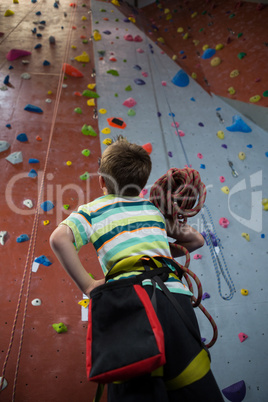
top-left (122, 97), bottom-right (137, 107)
top-left (197, 153), bottom-right (203, 159)
top-left (238, 332), bottom-right (248, 343)
top-left (136, 48), bottom-right (144, 53)
top-left (219, 176), bottom-right (225, 183)
top-left (162, 81), bottom-right (167, 86)
top-left (6, 49), bottom-right (31, 61)
top-left (194, 254), bottom-right (202, 260)
top-left (177, 130), bottom-right (185, 137)
top-left (124, 34), bottom-right (133, 41)
top-left (171, 122), bottom-right (179, 128)
top-left (134, 35), bottom-right (143, 42)
top-left (142, 72), bottom-right (148, 77)
top-left (219, 217), bottom-right (230, 228)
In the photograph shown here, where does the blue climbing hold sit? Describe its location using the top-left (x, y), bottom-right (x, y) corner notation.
top-left (35, 255), bottom-right (52, 266)
top-left (246, 144), bottom-right (253, 148)
top-left (40, 21), bottom-right (46, 25)
top-left (200, 164), bottom-right (206, 169)
top-left (222, 380), bottom-right (246, 402)
top-left (29, 158), bottom-right (40, 163)
top-left (40, 201), bottom-right (54, 212)
top-left (201, 48), bottom-right (216, 59)
top-left (3, 75), bottom-right (9, 85)
top-left (17, 133), bottom-right (28, 142)
top-left (157, 112), bottom-right (161, 117)
top-left (261, 234), bottom-right (265, 238)
top-left (28, 169), bottom-right (38, 178)
top-left (134, 79), bottom-right (146, 85)
top-left (226, 115), bottom-right (252, 133)
top-left (43, 60), bottom-right (50, 66)
top-left (6, 124), bottom-right (11, 128)
top-left (190, 97), bottom-right (196, 101)
top-left (216, 107), bottom-right (221, 111)
top-left (133, 65), bottom-right (142, 71)
top-left (265, 152), bottom-right (268, 157)
top-left (202, 292), bottom-right (210, 300)
top-left (37, 33), bottom-right (42, 38)
top-left (179, 50), bottom-right (184, 55)
top-left (9, 66), bottom-right (14, 70)
top-left (24, 104), bottom-right (43, 113)
top-left (32, 28), bottom-right (37, 34)
top-left (35, 44), bottom-right (42, 49)
top-left (36, 11), bottom-right (42, 15)
top-left (172, 69), bottom-right (189, 87)
top-left (54, 2), bottom-right (59, 7)
top-left (16, 234), bottom-right (30, 243)
top-left (103, 30), bottom-right (111, 35)
top-left (169, 112), bottom-right (175, 117)
top-left (221, 144), bottom-right (228, 149)
top-left (168, 151), bottom-right (173, 157)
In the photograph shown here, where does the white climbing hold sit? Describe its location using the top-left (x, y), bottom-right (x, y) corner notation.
top-left (0, 85), bottom-right (8, 91)
top-left (0, 140), bottom-right (11, 152)
top-left (21, 73), bottom-right (31, 80)
top-left (23, 199), bottom-right (33, 208)
top-left (0, 377), bottom-right (8, 391)
top-left (6, 151), bottom-right (23, 164)
top-left (31, 298), bottom-right (42, 306)
top-left (0, 231), bottom-right (7, 246)
top-left (21, 60), bottom-right (30, 64)
top-left (45, 98), bottom-right (52, 103)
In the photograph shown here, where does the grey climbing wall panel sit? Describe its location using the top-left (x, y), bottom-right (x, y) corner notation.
top-left (91, 2), bottom-right (268, 401)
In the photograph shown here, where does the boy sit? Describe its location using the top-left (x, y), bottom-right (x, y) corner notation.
top-left (50, 136), bottom-right (224, 401)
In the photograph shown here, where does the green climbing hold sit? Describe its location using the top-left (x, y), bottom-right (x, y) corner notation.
top-left (74, 107), bottom-right (82, 114)
top-left (202, 10), bottom-right (207, 15)
top-left (116, 36), bottom-right (119, 39)
top-left (82, 39), bottom-right (88, 44)
top-left (80, 172), bottom-right (90, 180)
top-left (238, 52), bottom-right (246, 59)
top-left (52, 323), bottom-right (68, 333)
top-left (115, 18), bottom-right (119, 22)
top-left (81, 124), bottom-right (97, 136)
top-left (263, 90), bottom-right (268, 97)
top-left (95, 21), bottom-right (99, 24)
top-left (82, 89), bottom-right (100, 98)
top-left (237, 32), bottom-right (243, 38)
top-left (128, 109), bottom-right (136, 116)
top-left (123, 59), bottom-right (127, 63)
top-left (100, 8), bottom-right (106, 12)
top-left (229, 13), bottom-right (235, 18)
top-left (63, 204), bottom-right (70, 210)
top-left (114, 93), bottom-right (118, 97)
top-left (98, 50), bottom-right (105, 56)
top-left (82, 149), bottom-right (91, 156)
top-left (199, 28), bottom-right (204, 32)
top-left (125, 85), bottom-right (132, 91)
top-left (107, 69), bottom-right (119, 76)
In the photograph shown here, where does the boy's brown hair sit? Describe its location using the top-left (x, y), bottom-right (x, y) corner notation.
top-left (99, 136), bottom-right (152, 196)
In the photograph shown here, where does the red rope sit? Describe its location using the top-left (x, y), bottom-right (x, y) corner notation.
top-left (150, 168), bottom-right (217, 348)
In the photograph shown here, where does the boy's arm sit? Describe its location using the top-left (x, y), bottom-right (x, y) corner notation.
top-left (165, 218), bottom-right (205, 258)
top-left (50, 225), bottom-right (105, 296)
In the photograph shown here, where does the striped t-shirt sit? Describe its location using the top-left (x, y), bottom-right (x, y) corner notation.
top-left (60, 194), bottom-right (192, 296)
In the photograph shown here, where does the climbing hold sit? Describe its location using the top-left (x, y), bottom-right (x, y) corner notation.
top-left (0, 231), bottom-right (8, 246)
top-left (0, 141), bottom-right (11, 152)
top-left (93, 31), bottom-right (102, 41)
top-left (162, 81), bottom-right (167, 86)
top-left (40, 201), bottom-right (54, 212)
top-left (21, 73), bottom-right (31, 80)
top-left (35, 255), bottom-right (52, 266)
top-left (103, 139), bottom-right (112, 146)
top-left (29, 158), bottom-right (39, 163)
top-left (78, 299), bottom-right (90, 308)
top-left (43, 220), bottom-right (50, 225)
top-left (219, 176), bottom-right (225, 183)
top-left (6, 49), bottom-right (31, 61)
top-left (191, 11), bottom-right (198, 18)
top-left (241, 233), bottom-right (250, 241)
top-left (4, 9), bottom-right (15, 17)
top-left (172, 55), bottom-right (177, 61)
top-left (219, 217), bottom-right (229, 228)
top-left (191, 73), bottom-right (197, 79)
top-left (82, 149), bottom-right (90, 156)
top-left (182, 33), bottom-right (189, 40)
top-left (6, 151), bottom-right (23, 164)
top-left (238, 332), bottom-right (248, 342)
top-left (63, 204), bottom-right (70, 210)
top-left (134, 78), bottom-right (146, 85)
top-left (228, 86), bottom-right (236, 95)
top-left (125, 85), bottom-right (132, 91)
top-left (80, 172), bottom-right (90, 180)
top-left (49, 36), bottom-right (55, 44)
top-left (82, 90), bottom-right (99, 98)
top-left (210, 57), bottom-right (221, 66)
top-left (202, 292), bottom-right (210, 300)
top-left (157, 37), bottom-right (165, 44)
top-left (101, 127), bottom-right (111, 134)
top-left (107, 117), bottom-right (126, 129)
top-left (263, 90), bottom-right (268, 97)
top-left (127, 109), bottom-right (136, 116)
top-left (86, 99), bottom-right (95, 106)
top-left (0, 377), bottom-right (8, 390)
top-left (215, 43), bottom-right (224, 50)
top-left (142, 143), bottom-right (152, 155)
top-left (221, 186), bottom-right (230, 195)
top-left (3, 75), bottom-right (9, 85)
top-left (193, 254), bottom-right (202, 260)
top-left (230, 69), bottom-right (239, 78)
top-left (74, 107), bottom-right (82, 114)
top-left (238, 152), bottom-right (246, 160)
top-left (222, 380), bottom-right (246, 402)
top-left (52, 323), bottom-right (68, 333)
top-left (109, 56), bottom-right (117, 62)
top-left (106, 69), bottom-right (119, 76)
top-left (133, 65), bottom-right (142, 71)
top-left (249, 95), bottom-right (261, 103)
top-left (36, 136), bottom-right (42, 141)
top-left (66, 161), bottom-right (72, 166)
top-left (226, 115), bottom-right (252, 133)
top-left (200, 164), bottom-right (206, 169)
top-left (168, 152), bottom-right (173, 158)
top-left (16, 234), bottom-right (29, 243)
top-left (123, 97), bottom-right (137, 107)
top-left (81, 125), bottom-right (97, 136)
top-left (24, 104), bottom-right (43, 113)
top-left (177, 27), bottom-right (184, 33)
top-left (23, 199), bottom-right (33, 208)
top-left (31, 298), bottom-right (41, 306)
top-left (172, 70), bottom-right (189, 87)
top-left (240, 289), bottom-right (249, 296)
top-left (74, 51), bottom-right (90, 63)
top-left (237, 52), bottom-right (246, 59)
top-left (201, 48), bottom-right (216, 59)
top-left (124, 34), bottom-right (133, 41)
top-left (193, 40), bottom-right (199, 46)
top-left (134, 35), bottom-right (143, 42)
top-left (62, 63), bottom-right (83, 77)
top-left (28, 169), bottom-right (38, 178)
top-left (99, 108), bottom-right (107, 114)
top-left (202, 45), bottom-right (209, 51)
top-left (136, 48), bottom-right (144, 53)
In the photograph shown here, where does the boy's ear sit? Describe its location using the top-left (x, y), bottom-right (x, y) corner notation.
top-left (99, 175), bottom-right (107, 194)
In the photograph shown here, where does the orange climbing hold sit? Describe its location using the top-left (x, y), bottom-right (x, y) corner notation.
top-left (62, 63), bottom-right (83, 77)
top-left (142, 143), bottom-right (152, 155)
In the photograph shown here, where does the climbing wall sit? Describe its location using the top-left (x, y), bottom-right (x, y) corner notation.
top-left (0, 0), bottom-right (268, 402)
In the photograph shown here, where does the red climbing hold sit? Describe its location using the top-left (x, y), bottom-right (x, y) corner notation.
top-left (142, 143), bottom-right (152, 155)
top-left (238, 332), bottom-right (248, 343)
top-left (6, 49), bottom-right (31, 61)
top-left (62, 63), bottom-right (83, 77)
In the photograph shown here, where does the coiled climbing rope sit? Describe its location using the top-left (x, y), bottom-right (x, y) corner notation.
top-left (150, 167), bottom-right (218, 348)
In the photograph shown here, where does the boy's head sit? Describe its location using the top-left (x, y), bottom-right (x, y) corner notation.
top-left (98, 135), bottom-right (152, 196)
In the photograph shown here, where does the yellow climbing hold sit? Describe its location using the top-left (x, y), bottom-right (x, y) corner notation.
top-left (99, 108), bottom-right (107, 114)
top-left (87, 99), bottom-right (95, 106)
top-left (43, 220), bottom-right (50, 226)
top-left (66, 161), bottom-right (72, 166)
top-left (177, 27), bottom-right (184, 33)
top-left (128, 17), bottom-right (136, 23)
top-left (241, 233), bottom-right (250, 241)
top-left (157, 37), bottom-right (165, 44)
top-left (81, 16), bottom-right (87, 21)
top-left (238, 152), bottom-right (246, 160)
top-left (87, 83), bottom-right (96, 90)
top-left (172, 55), bottom-right (177, 61)
top-left (241, 289), bottom-right (249, 296)
top-left (166, 13), bottom-right (172, 21)
top-left (202, 44), bottom-right (209, 51)
top-left (71, 45), bottom-right (77, 49)
top-left (111, 0), bottom-right (120, 5)
top-left (228, 87), bottom-right (236, 95)
top-left (249, 95), bottom-right (261, 103)
top-left (101, 127), bottom-right (111, 134)
top-left (4, 9), bottom-right (15, 16)
top-left (230, 69), bottom-right (239, 78)
top-left (47, 90), bottom-right (52, 95)
top-left (13, 0), bottom-right (19, 3)
top-left (262, 198), bottom-right (268, 206)
top-left (164, 8), bottom-right (170, 14)
top-left (75, 51), bottom-right (90, 63)
top-left (191, 11), bottom-right (198, 18)
top-left (103, 138), bottom-right (112, 145)
top-left (78, 299), bottom-right (90, 308)
top-left (211, 57), bottom-right (221, 67)
top-left (221, 186), bottom-right (230, 195)
top-left (217, 130), bottom-right (225, 139)
top-left (183, 33), bottom-right (189, 40)
top-left (215, 43), bottom-right (224, 50)
top-left (93, 31), bottom-right (102, 41)
top-left (193, 39), bottom-right (199, 46)
top-left (191, 72), bottom-right (197, 79)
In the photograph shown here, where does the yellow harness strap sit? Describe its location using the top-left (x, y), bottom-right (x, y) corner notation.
top-left (108, 255), bottom-right (163, 277)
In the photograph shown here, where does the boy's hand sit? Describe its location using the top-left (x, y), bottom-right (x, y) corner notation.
top-left (85, 278), bottom-right (105, 298)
